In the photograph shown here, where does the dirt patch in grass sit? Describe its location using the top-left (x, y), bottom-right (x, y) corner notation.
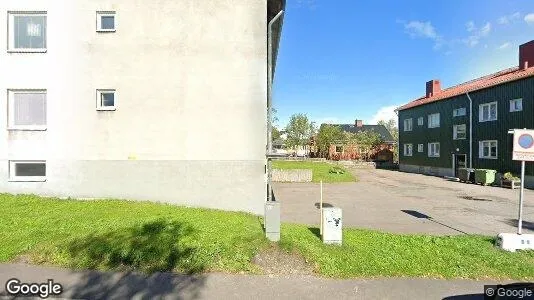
top-left (252, 245), bottom-right (315, 276)
top-left (13, 254), bottom-right (32, 264)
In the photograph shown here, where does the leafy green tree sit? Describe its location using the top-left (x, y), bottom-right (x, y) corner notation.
top-left (316, 124), bottom-right (345, 158)
top-left (272, 126), bottom-right (282, 141)
top-left (271, 107), bottom-right (279, 125)
top-left (285, 113), bottom-right (315, 151)
top-left (347, 130), bottom-right (384, 160)
top-left (378, 118), bottom-right (399, 162)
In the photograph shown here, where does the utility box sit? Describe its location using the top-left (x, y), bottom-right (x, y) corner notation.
top-left (322, 207), bottom-right (342, 245)
top-left (265, 201), bottom-right (280, 242)
top-left (496, 233), bottom-right (534, 252)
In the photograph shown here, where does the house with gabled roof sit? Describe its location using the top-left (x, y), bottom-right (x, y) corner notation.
top-left (317, 119), bottom-right (395, 161)
top-left (396, 40), bottom-right (534, 186)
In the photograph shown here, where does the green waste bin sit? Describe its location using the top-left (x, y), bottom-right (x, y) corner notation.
top-left (474, 169), bottom-right (497, 185)
top-left (458, 168), bottom-right (475, 183)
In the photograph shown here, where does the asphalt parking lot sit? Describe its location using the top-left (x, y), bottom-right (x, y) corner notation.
top-left (273, 168), bottom-right (534, 235)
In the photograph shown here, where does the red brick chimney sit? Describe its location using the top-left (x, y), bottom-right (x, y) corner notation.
top-left (519, 41), bottom-right (534, 70)
top-left (355, 120), bottom-right (363, 127)
top-left (426, 80), bottom-right (441, 98)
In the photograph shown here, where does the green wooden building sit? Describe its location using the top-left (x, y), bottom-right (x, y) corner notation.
top-left (396, 40), bottom-right (534, 187)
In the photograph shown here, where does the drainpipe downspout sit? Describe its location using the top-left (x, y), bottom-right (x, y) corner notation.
top-left (267, 10), bottom-right (284, 202)
top-left (466, 92), bottom-right (473, 168)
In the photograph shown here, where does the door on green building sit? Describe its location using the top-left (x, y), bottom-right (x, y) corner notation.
top-left (454, 154), bottom-right (467, 177)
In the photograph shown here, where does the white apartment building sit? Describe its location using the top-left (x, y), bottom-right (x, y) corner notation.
top-left (0, 0), bottom-right (285, 214)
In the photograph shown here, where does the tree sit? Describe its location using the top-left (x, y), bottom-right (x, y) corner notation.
top-left (347, 130), bottom-right (384, 160)
top-left (378, 118), bottom-right (399, 162)
top-left (315, 124), bottom-right (345, 158)
top-left (272, 126), bottom-right (281, 141)
top-left (377, 119), bottom-right (398, 142)
top-left (285, 113), bottom-right (315, 151)
top-left (271, 107), bottom-right (279, 125)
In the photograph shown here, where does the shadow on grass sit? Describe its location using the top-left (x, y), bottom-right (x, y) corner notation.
top-left (308, 227), bottom-right (321, 240)
top-left (67, 219), bottom-right (205, 275)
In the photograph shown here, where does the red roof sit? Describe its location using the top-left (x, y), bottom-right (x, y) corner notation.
top-left (397, 66), bottom-right (534, 111)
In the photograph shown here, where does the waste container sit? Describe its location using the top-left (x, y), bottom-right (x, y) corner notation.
top-left (474, 169), bottom-right (497, 186)
top-left (458, 168), bottom-right (475, 183)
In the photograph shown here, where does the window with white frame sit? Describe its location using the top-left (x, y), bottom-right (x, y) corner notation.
top-left (418, 144), bottom-right (424, 152)
top-left (8, 11), bottom-right (47, 52)
top-left (510, 99), bottom-right (522, 112)
top-left (428, 142), bottom-right (440, 157)
top-left (403, 144), bottom-right (413, 156)
top-left (479, 140), bottom-right (497, 159)
top-left (417, 117), bottom-right (423, 126)
top-left (96, 11), bottom-right (116, 32)
top-left (479, 102), bottom-right (497, 122)
top-left (9, 160), bottom-right (46, 182)
top-left (403, 118), bottom-right (413, 131)
top-left (428, 113), bottom-right (440, 128)
top-left (453, 107), bottom-right (466, 117)
top-left (8, 90), bottom-right (47, 130)
top-left (96, 89), bottom-right (116, 110)
top-left (453, 124), bottom-right (467, 140)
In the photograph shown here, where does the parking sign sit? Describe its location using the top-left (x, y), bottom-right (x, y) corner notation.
top-left (513, 129), bottom-right (534, 161)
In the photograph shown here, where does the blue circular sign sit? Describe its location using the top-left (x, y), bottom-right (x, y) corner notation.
top-left (518, 134), bottom-right (534, 149)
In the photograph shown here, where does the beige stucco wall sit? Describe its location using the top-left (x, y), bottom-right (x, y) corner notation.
top-left (0, 0), bottom-right (269, 214)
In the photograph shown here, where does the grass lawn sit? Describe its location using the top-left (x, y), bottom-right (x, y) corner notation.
top-left (0, 194), bottom-right (267, 274)
top-left (272, 160), bottom-right (356, 183)
top-left (281, 224), bottom-right (534, 280)
top-left (1, 194), bottom-right (533, 280)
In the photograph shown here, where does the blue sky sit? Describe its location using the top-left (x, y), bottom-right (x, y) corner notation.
top-left (273, 0), bottom-right (534, 128)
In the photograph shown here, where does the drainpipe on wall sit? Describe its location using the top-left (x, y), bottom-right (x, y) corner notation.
top-left (267, 10), bottom-right (284, 202)
top-left (466, 92), bottom-right (473, 168)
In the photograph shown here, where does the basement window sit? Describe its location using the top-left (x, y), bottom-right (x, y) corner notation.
top-left (428, 142), bottom-right (440, 157)
top-left (335, 145), bottom-right (343, 153)
top-left (479, 102), bottom-right (497, 122)
top-left (510, 99), bottom-right (522, 112)
top-left (479, 140), bottom-right (497, 159)
top-left (9, 160), bottom-right (46, 182)
top-left (453, 124), bottom-right (466, 140)
top-left (96, 11), bottom-right (116, 32)
top-left (403, 144), bottom-right (413, 156)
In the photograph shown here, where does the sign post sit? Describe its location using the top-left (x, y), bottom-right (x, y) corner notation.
top-left (512, 128), bottom-right (534, 234)
top-left (497, 129), bottom-right (534, 251)
top-left (320, 180), bottom-right (323, 236)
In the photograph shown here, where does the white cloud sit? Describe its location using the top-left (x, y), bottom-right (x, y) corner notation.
top-left (462, 22), bottom-right (491, 47)
top-left (498, 12), bottom-right (521, 24)
top-left (466, 21), bottom-right (476, 32)
top-left (498, 42), bottom-right (511, 50)
top-left (369, 105), bottom-right (400, 125)
top-left (404, 21), bottom-right (438, 39)
top-left (525, 13), bottom-right (534, 24)
top-left (402, 20), bottom-right (445, 50)
top-left (480, 22), bottom-right (491, 36)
